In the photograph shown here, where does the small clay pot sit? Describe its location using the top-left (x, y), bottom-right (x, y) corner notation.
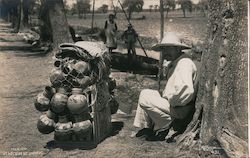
top-left (73, 61), bottom-right (90, 74)
top-left (34, 92), bottom-right (50, 112)
top-left (50, 68), bottom-right (66, 87)
top-left (37, 115), bottom-right (55, 134)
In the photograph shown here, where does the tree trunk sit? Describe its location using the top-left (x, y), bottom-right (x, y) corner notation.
top-left (182, 8), bottom-right (186, 18)
top-left (22, 0), bottom-right (29, 27)
top-left (14, 0), bottom-right (22, 33)
top-left (177, 0), bottom-right (248, 157)
top-left (40, 0), bottom-right (73, 50)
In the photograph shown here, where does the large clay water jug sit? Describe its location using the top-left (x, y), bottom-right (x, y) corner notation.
top-left (67, 88), bottom-right (88, 115)
top-left (50, 87), bottom-right (68, 114)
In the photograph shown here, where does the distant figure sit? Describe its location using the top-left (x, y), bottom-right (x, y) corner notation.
top-left (104, 14), bottom-right (118, 53)
top-left (121, 24), bottom-right (138, 63)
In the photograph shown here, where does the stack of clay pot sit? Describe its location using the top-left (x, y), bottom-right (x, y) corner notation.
top-left (34, 41), bottom-right (119, 142)
top-left (35, 52), bottom-right (96, 142)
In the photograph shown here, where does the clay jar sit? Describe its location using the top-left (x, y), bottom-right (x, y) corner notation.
top-left (76, 76), bottom-right (93, 89)
top-left (73, 61), bottom-right (90, 75)
top-left (34, 86), bottom-right (56, 112)
top-left (37, 114), bottom-right (55, 134)
top-left (67, 88), bottom-right (89, 115)
top-left (50, 87), bottom-right (68, 114)
top-left (50, 68), bottom-right (65, 87)
top-left (54, 114), bottom-right (73, 141)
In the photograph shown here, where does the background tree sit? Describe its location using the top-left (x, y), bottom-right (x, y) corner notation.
top-left (177, 0), bottom-right (248, 157)
top-left (149, 5), bottom-right (153, 12)
top-left (177, 0), bottom-right (192, 18)
top-left (122, 0), bottom-right (144, 20)
top-left (0, 0), bottom-right (21, 31)
top-left (163, 0), bottom-right (175, 18)
top-left (154, 4), bottom-right (158, 12)
top-left (195, 0), bottom-right (208, 17)
top-left (39, 0), bottom-right (73, 50)
top-left (76, 0), bottom-right (90, 19)
top-left (97, 4), bottom-right (108, 13)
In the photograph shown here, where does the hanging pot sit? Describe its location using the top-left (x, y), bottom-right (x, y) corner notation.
top-left (37, 114), bottom-right (55, 134)
top-left (50, 87), bottom-right (68, 114)
top-left (75, 76), bottom-right (93, 89)
top-left (67, 88), bottom-right (89, 115)
top-left (34, 92), bottom-right (50, 112)
top-left (50, 68), bottom-right (66, 87)
top-left (62, 59), bottom-right (76, 75)
top-left (73, 61), bottom-right (90, 75)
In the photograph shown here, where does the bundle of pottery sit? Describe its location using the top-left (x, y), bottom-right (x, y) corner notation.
top-left (34, 41), bottom-right (118, 142)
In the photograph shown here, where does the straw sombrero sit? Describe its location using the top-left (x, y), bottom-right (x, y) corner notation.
top-left (152, 32), bottom-right (191, 51)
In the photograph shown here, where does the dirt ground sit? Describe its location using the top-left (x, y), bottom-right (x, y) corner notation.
top-left (0, 18), bottom-right (223, 158)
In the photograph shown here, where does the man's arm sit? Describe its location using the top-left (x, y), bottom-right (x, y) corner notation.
top-left (162, 58), bottom-right (197, 107)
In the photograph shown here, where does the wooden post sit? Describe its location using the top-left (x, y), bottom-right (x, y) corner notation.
top-left (158, 0), bottom-right (164, 92)
top-left (91, 0), bottom-right (95, 38)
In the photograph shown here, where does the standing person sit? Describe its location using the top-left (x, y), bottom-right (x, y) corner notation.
top-left (133, 32), bottom-right (199, 141)
top-left (121, 24), bottom-right (138, 62)
top-left (104, 14), bottom-right (118, 53)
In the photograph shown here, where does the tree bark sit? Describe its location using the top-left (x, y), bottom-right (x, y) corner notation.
top-left (177, 0), bottom-right (248, 157)
top-left (40, 0), bottom-right (73, 50)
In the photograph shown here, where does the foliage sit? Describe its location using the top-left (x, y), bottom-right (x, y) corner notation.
top-left (97, 4), bottom-right (108, 13)
top-left (149, 5), bottom-right (153, 12)
top-left (177, 0), bottom-right (192, 17)
top-left (122, 0), bottom-right (144, 20)
top-left (194, 0), bottom-right (208, 16)
top-left (163, 0), bottom-right (175, 13)
top-left (76, 0), bottom-right (91, 19)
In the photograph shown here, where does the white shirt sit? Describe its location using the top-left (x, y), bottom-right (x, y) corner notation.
top-left (162, 56), bottom-right (197, 107)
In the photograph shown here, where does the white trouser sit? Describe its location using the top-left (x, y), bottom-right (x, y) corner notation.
top-left (133, 89), bottom-right (171, 130)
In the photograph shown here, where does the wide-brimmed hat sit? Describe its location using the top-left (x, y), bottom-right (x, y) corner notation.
top-left (152, 32), bottom-right (191, 51)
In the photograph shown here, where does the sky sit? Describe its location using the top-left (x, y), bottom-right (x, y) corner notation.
top-left (66, 0), bottom-right (200, 10)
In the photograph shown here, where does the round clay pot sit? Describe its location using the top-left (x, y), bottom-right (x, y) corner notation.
top-left (50, 87), bottom-right (68, 114)
top-left (37, 114), bottom-right (55, 134)
top-left (67, 88), bottom-right (88, 115)
top-left (50, 68), bottom-right (65, 87)
top-left (54, 119), bottom-right (73, 141)
top-left (34, 92), bottom-right (50, 112)
top-left (76, 76), bottom-right (93, 89)
top-left (44, 86), bottom-right (56, 99)
top-left (46, 109), bottom-right (58, 123)
top-left (73, 61), bottom-right (90, 74)
top-left (72, 120), bottom-right (93, 141)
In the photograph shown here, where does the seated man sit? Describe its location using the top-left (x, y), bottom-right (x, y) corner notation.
top-left (133, 32), bottom-right (199, 141)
